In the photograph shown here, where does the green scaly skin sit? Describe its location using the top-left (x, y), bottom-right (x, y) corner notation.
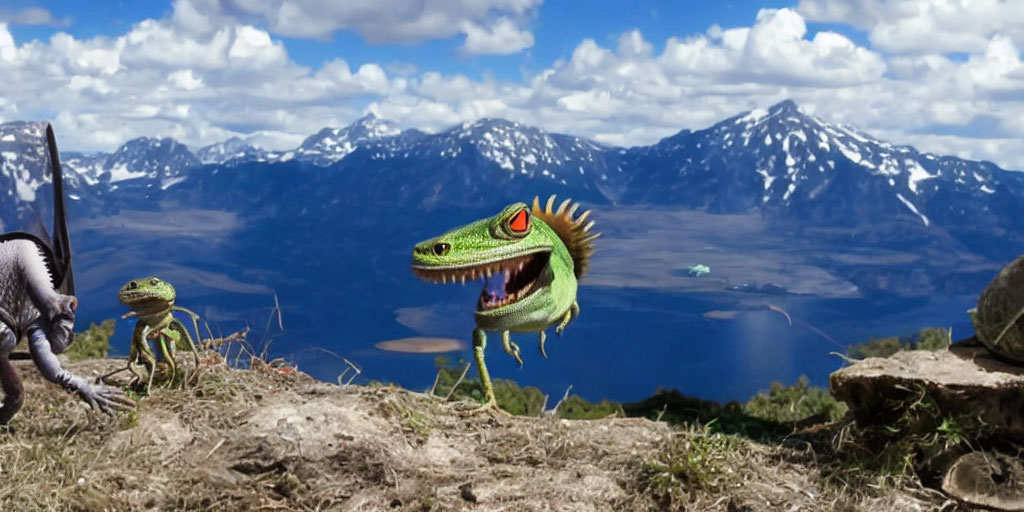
top-left (411, 201), bottom-right (586, 412)
top-left (115, 277), bottom-right (202, 392)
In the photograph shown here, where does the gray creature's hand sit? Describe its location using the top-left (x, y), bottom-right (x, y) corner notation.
top-left (66, 375), bottom-right (135, 415)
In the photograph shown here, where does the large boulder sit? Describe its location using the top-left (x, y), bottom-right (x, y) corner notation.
top-left (972, 255), bottom-right (1024, 362)
top-left (830, 344), bottom-right (1024, 437)
top-left (830, 344), bottom-right (1024, 510)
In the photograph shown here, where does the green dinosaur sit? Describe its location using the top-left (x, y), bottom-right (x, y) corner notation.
top-left (411, 195), bottom-right (599, 412)
top-left (105, 277), bottom-right (203, 392)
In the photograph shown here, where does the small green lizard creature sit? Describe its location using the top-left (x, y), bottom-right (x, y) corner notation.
top-left (106, 277), bottom-right (203, 392)
top-left (411, 195), bottom-right (599, 412)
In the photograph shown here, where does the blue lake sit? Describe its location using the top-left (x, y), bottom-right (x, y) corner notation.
top-left (70, 205), bottom-right (983, 405)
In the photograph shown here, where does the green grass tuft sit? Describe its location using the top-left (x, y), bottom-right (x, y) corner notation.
top-left (846, 327), bottom-right (950, 359)
top-left (744, 375), bottom-right (847, 423)
top-left (65, 319), bottom-right (115, 361)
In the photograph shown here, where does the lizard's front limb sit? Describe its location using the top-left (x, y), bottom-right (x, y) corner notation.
top-left (501, 330), bottom-right (523, 366)
top-left (28, 323), bottom-right (135, 415)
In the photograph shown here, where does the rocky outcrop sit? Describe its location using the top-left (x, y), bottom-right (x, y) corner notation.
top-left (830, 344), bottom-right (1024, 437)
top-left (830, 344), bottom-right (1024, 510)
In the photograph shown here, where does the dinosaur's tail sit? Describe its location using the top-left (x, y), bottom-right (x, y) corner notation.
top-left (532, 195), bottom-right (600, 279)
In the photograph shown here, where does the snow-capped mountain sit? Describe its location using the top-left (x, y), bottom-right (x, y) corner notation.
top-left (196, 137), bottom-right (271, 165)
top-left (622, 100), bottom-right (1024, 250)
top-left (289, 114), bottom-right (412, 167)
top-left (413, 118), bottom-right (619, 188)
top-left (60, 137), bottom-right (201, 192)
top-left (0, 121), bottom-right (54, 202)
top-left (2, 100), bottom-right (1023, 252)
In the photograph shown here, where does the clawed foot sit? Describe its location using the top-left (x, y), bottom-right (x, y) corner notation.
top-left (73, 378), bottom-right (135, 416)
top-left (451, 397), bottom-right (511, 416)
top-left (501, 331), bottom-right (523, 367)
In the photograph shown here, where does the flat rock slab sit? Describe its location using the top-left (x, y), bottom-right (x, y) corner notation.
top-left (830, 345), bottom-right (1024, 436)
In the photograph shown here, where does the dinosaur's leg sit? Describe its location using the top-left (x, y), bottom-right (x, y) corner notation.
top-left (157, 333), bottom-right (177, 383)
top-left (463, 328), bottom-right (511, 416)
top-left (538, 330), bottom-right (548, 359)
top-left (0, 354), bottom-right (23, 426)
top-left (0, 327), bottom-right (22, 425)
top-left (133, 327), bottom-right (159, 390)
top-left (172, 307), bottom-right (203, 365)
top-left (169, 318), bottom-right (201, 367)
top-left (501, 330), bottom-right (523, 366)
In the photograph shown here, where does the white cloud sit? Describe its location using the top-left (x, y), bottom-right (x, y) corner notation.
top-left (2, 5), bottom-right (1024, 172)
top-left (0, 7), bottom-right (70, 27)
top-left (797, 0), bottom-right (1024, 54)
top-left (172, 0), bottom-right (539, 54)
top-left (461, 17), bottom-right (534, 55)
top-left (167, 69), bottom-right (205, 90)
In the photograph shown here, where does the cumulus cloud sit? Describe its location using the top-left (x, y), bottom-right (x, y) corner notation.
top-left (797, 0), bottom-right (1024, 53)
top-left (461, 17), bottom-right (534, 55)
top-left (2, 5), bottom-right (1024, 171)
top-left (171, 0), bottom-right (539, 54)
top-left (0, 18), bottom-right (400, 151)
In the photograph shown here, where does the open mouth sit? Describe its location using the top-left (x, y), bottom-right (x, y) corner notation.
top-left (412, 251), bottom-right (550, 311)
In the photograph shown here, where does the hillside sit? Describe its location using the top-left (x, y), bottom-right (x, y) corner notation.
top-left (0, 356), bottom-right (943, 511)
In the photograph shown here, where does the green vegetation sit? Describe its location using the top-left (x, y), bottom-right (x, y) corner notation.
top-left (622, 377), bottom-right (844, 442)
top-left (846, 326), bottom-right (950, 359)
top-left (638, 426), bottom-right (747, 508)
top-left (802, 385), bottom-right (990, 491)
top-left (65, 319), bottom-right (115, 361)
top-left (430, 356), bottom-right (623, 418)
top-left (744, 375), bottom-right (847, 423)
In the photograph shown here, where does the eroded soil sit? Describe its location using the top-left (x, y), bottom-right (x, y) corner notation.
top-left (1, 357), bottom-right (949, 511)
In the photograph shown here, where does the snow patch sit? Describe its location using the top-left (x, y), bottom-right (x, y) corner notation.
top-left (896, 193), bottom-right (930, 226)
top-left (161, 176), bottom-right (187, 190)
top-left (838, 145), bottom-right (861, 164)
top-left (756, 169), bottom-right (775, 191)
top-left (906, 160), bottom-right (937, 194)
top-left (107, 163), bottom-right (148, 183)
top-left (783, 182), bottom-right (797, 201)
top-left (737, 108), bottom-right (768, 125)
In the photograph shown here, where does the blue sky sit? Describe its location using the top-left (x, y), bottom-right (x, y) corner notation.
top-left (7, 0), bottom-right (846, 81)
top-left (1, 1), bottom-right (1023, 169)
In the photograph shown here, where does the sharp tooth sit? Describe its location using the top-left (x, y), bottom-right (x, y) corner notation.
top-left (518, 262), bottom-right (524, 271)
top-left (441, 275), bottom-right (447, 284)
top-left (461, 275), bottom-right (466, 285)
top-left (504, 269), bottom-right (510, 282)
top-left (486, 268), bottom-right (493, 277)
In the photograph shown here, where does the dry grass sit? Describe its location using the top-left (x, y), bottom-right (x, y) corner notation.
top-left (0, 353), bottom-right (953, 511)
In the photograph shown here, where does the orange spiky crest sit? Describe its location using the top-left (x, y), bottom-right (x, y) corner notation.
top-left (531, 195), bottom-right (600, 279)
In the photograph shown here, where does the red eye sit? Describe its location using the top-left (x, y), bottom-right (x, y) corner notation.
top-left (509, 209), bottom-right (529, 232)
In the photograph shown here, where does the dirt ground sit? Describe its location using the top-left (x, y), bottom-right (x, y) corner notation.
top-left (0, 357), bottom-right (953, 511)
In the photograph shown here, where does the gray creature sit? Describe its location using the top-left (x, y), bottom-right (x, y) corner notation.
top-left (0, 123), bottom-right (132, 425)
